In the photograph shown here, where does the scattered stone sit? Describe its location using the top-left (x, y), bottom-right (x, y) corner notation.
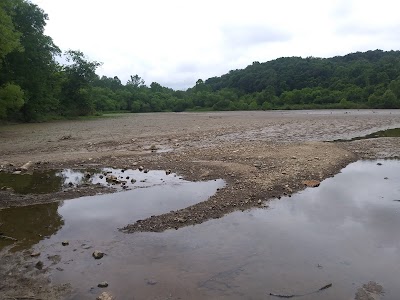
top-left (98, 281), bottom-right (109, 288)
top-left (96, 292), bottom-right (114, 300)
top-left (384, 177), bottom-right (388, 180)
top-left (93, 250), bottom-right (104, 259)
top-left (60, 134), bottom-right (72, 140)
top-left (165, 169), bottom-right (171, 175)
top-left (138, 166), bottom-right (144, 171)
top-left (18, 161), bottom-right (33, 171)
top-left (150, 144), bottom-right (157, 150)
top-left (84, 172), bottom-right (91, 179)
top-left (99, 175), bottom-right (104, 179)
top-left (35, 261), bottom-right (44, 270)
top-left (56, 267), bottom-right (64, 271)
top-left (257, 199), bottom-right (262, 205)
top-left (30, 252), bottom-right (41, 257)
top-left (303, 180), bottom-right (321, 188)
top-left (12, 171), bottom-right (22, 175)
top-left (131, 179), bottom-right (136, 184)
top-left (143, 169), bottom-right (149, 173)
top-left (377, 162), bottom-right (382, 166)
top-left (62, 241), bottom-right (69, 246)
top-left (106, 174), bottom-right (118, 183)
top-left (146, 279), bottom-right (158, 285)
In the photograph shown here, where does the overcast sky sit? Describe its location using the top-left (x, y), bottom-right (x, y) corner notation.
top-left (31, 0), bottom-right (400, 90)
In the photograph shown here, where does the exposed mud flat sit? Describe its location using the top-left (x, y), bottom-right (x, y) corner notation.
top-left (1, 110), bottom-right (400, 299)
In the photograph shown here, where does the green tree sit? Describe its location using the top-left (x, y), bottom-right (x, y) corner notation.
top-left (0, 0), bottom-right (61, 120)
top-left (0, 83), bottom-right (24, 118)
top-left (0, 0), bottom-right (22, 63)
top-left (61, 50), bottom-right (102, 116)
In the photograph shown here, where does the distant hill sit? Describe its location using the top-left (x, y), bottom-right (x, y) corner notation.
top-left (187, 50), bottom-right (400, 109)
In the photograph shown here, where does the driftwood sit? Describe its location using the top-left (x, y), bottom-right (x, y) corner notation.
top-left (0, 234), bottom-right (18, 241)
top-left (269, 283), bottom-right (332, 298)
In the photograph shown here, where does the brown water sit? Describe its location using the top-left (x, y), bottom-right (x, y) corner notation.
top-left (1, 161), bottom-right (400, 299)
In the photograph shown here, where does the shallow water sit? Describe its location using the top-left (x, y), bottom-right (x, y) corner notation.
top-left (335, 127), bottom-right (400, 142)
top-left (0, 167), bottom-right (183, 194)
top-left (1, 160), bottom-right (400, 299)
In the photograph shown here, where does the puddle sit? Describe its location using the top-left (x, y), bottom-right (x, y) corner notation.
top-left (0, 170), bottom-right (63, 194)
top-left (335, 127), bottom-right (400, 142)
top-left (1, 160), bottom-right (400, 299)
top-left (0, 168), bottom-right (183, 194)
top-left (0, 178), bottom-right (225, 251)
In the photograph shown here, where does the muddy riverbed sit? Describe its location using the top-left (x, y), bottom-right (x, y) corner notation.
top-left (1, 110), bottom-right (400, 299)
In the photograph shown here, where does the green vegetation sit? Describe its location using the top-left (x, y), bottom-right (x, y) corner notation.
top-left (1, 1), bottom-right (400, 122)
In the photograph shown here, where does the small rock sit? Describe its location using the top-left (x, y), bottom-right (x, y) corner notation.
top-left (165, 169), bottom-right (171, 175)
top-left (12, 171), bottom-right (22, 175)
top-left (143, 169), bottom-right (149, 173)
top-left (150, 144), bottom-right (157, 150)
top-left (146, 279), bottom-right (158, 285)
top-left (131, 179), bottom-right (136, 184)
top-left (377, 162), bottom-right (382, 166)
top-left (62, 241), bottom-right (69, 246)
top-left (98, 281), bottom-right (109, 288)
top-left (138, 166), bottom-right (144, 171)
top-left (257, 199), bottom-right (262, 205)
top-left (303, 180), bottom-right (320, 188)
top-left (30, 252), bottom-right (41, 257)
top-left (92, 250), bottom-right (104, 259)
top-left (81, 244), bottom-right (92, 249)
top-left (96, 292), bottom-right (114, 300)
top-left (99, 175), bottom-right (104, 179)
top-left (384, 177), bottom-right (388, 180)
top-left (35, 261), bottom-right (44, 270)
top-left (106, 174), bottom-right (118, 183)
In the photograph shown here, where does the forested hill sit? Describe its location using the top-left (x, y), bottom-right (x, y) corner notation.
top-left (1, 0), bottom-right (400, 123)
top-left (196, 50), bottom-right (400, 109)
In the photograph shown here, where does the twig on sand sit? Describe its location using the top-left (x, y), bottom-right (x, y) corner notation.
top-left (269, 283), bottom-right (332, 298)
top-left (0, 234), bottom-right (18, 241)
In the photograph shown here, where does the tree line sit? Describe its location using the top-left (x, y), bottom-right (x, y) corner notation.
top-left (1, 1), bottom-right (400, 122)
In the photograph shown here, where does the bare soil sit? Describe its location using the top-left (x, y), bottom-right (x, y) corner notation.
top-left (1, 109), bottom-right (400, 299)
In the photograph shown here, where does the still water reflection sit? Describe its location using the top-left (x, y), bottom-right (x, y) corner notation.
top-left (1, 160), bottom-right (400, 299)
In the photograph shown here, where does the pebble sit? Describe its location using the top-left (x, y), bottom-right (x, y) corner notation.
top-left (62, 241), bottom-right (69, 246)
top-left (92, 250), bottom-right (105, 259)
top-left (98, 281), bottom-right (109, 288)
top-left (97, 292), bottom-right (114, 300)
